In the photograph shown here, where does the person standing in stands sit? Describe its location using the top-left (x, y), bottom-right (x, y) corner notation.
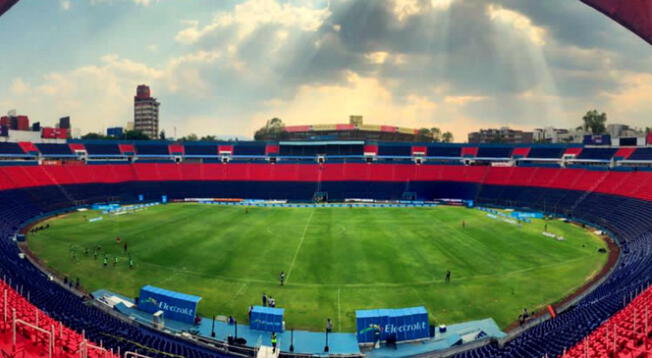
top-left (262, 292), bottom-right (268, 307)
top-left (279, 271), bottom-right (285, 286)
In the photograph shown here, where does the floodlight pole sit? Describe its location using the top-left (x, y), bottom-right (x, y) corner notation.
top-left (211, 316), bottom-right (216, 338)
top-left (289, 329), bottom-right (294, 352)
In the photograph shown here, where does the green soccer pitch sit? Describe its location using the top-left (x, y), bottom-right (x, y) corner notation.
top-left (26, 203), bottom-right (609, 332)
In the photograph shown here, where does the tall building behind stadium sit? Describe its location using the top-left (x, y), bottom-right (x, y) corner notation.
top-left (134, 85), bottom-right (160, 139)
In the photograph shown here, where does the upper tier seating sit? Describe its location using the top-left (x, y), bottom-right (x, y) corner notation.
top-left (576, 148), bottom-right (618, 160)
top-left (629, 148), bottom-right (652, 161)
top-left (185, 144), bottom-right (217, 156)
top-left (36, 143), bottom-right (73, 155)
top-left (135, 143), bottom-right (169, 156)
top-left (0, 142), bottom-right (24, 155)
top-left (233, 142), bottom-right (266, 156)
top-left (477, 147), bottom-right (512, 158)
top-left (527, 147), bottom-right (565, 158)
top-left (377, 144), bottom-right (412, 156)
top-left (0, 164), bottom-right (649, 358)
top-left (84, 143), bottom-right (121, 156)
top-left (427, 146), bottom-right (461, 157)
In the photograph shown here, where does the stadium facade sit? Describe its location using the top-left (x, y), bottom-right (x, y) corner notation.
top-left (0, 139), bottom-right (652, 357)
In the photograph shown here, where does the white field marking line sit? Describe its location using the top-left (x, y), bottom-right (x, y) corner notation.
top-left (229, 283), bottom-right (248, 305)
top-left (285, 208), bottom-right (315, 283)
top-left (337, 287), bottom-right (342, 332)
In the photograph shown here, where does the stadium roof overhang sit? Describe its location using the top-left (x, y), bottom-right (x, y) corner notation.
top-left (580, 0), bottom-right (652, 46)
top-left (0, 0), bottom-right (20, 17)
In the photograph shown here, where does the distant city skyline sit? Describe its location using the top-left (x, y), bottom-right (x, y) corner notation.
top-left (1, 0), bottom-right (651, 141)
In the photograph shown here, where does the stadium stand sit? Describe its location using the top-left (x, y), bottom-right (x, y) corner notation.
top-left (0, 141), bottom-right (650, 357)
top-left (0, 142), bottom-right (25, 155)
top-left (527, 147), bottom-right (566, 159)
top-left (562, 284), bottom-right (652, 358)
top-left (476, 147), bottom-right (513, 158)
top-left (35, 143), bottom-right (74, 156)
top-left (134, 143), bottom-right (169, 156)
top-left (84, 143), bottom-right (121, 156)
top-left (377, 143), bottom-right (412, 157)
top-left (427, 145), bottom-right (461, 158)
top-left (232, 142), bottom-right (266, 156)
top-left (576, 147), bottom-right (619, 160)
top-left (629, 148), bottom-right (652, 161)
top-left (184, 144), bottom-right (218, 156)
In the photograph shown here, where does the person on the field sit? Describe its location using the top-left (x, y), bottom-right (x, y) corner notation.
top-left (269, 296), bottom-right (275, 308)
top-left (262, 293), bottom-right (268, 307)
top-left (462, 220), bottom-right (466, 229)
top-left (445, 270), bottom-right (451, 283)
top-left (123, 242), bottom-right (128, 253)
top-left (114, 256), bottom-right (119, 267)
top-left (248, 305), bottom-right (253, 321)
top-left (326, 318), bottom-right (333, 333)
top-left (280, 271), bottom-right (285, 286)
top-left (129, 257), bottom-right (134, 269)
top-left (103, 257), bottom-right (108, 267)
top-left (116, 236), bottom-right (121, 244)
top-left (271, 333), bottom-right (277, 353)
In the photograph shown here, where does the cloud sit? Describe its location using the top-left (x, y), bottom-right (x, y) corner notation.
top-left (5, 0), bottom-right (652, 141)
top-left (488, 4), bottom-right (547, 46)
top-left (175, 0), bottom-right (330, 45)
top-left (60, 0), bottom-right (71, 10)
top-left (89, 0), bottom-right (156, 5)
top-left (10, 78), bottom-right (31, 96)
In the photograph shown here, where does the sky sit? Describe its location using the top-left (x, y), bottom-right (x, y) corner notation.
top-left (0, 0), bottom-right (651, 141)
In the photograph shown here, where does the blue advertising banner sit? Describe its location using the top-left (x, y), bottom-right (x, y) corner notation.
top-left (137, 285), bottom-right (201, 324)
top-left (250, 306), bottom-right (284, 332)
top-left (356, 307), bottom-right (429, 343)
top-left (511, 211), bottom-right (544, 219)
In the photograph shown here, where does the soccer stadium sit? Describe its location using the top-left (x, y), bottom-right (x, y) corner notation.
top-left (2, 1), bottom-right (652, 358)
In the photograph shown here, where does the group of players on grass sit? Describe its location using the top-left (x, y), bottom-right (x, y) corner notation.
top-left (68, 236), bottom-right (135, 270)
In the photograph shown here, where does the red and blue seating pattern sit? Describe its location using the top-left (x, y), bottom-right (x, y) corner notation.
top-left (562, 285), bottom-right (652, 357)
top-left (0, 157), bottom-right (649, 357)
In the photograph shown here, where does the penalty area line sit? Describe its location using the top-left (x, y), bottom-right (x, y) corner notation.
top-left (286, 208), bottom-right (315, 283)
